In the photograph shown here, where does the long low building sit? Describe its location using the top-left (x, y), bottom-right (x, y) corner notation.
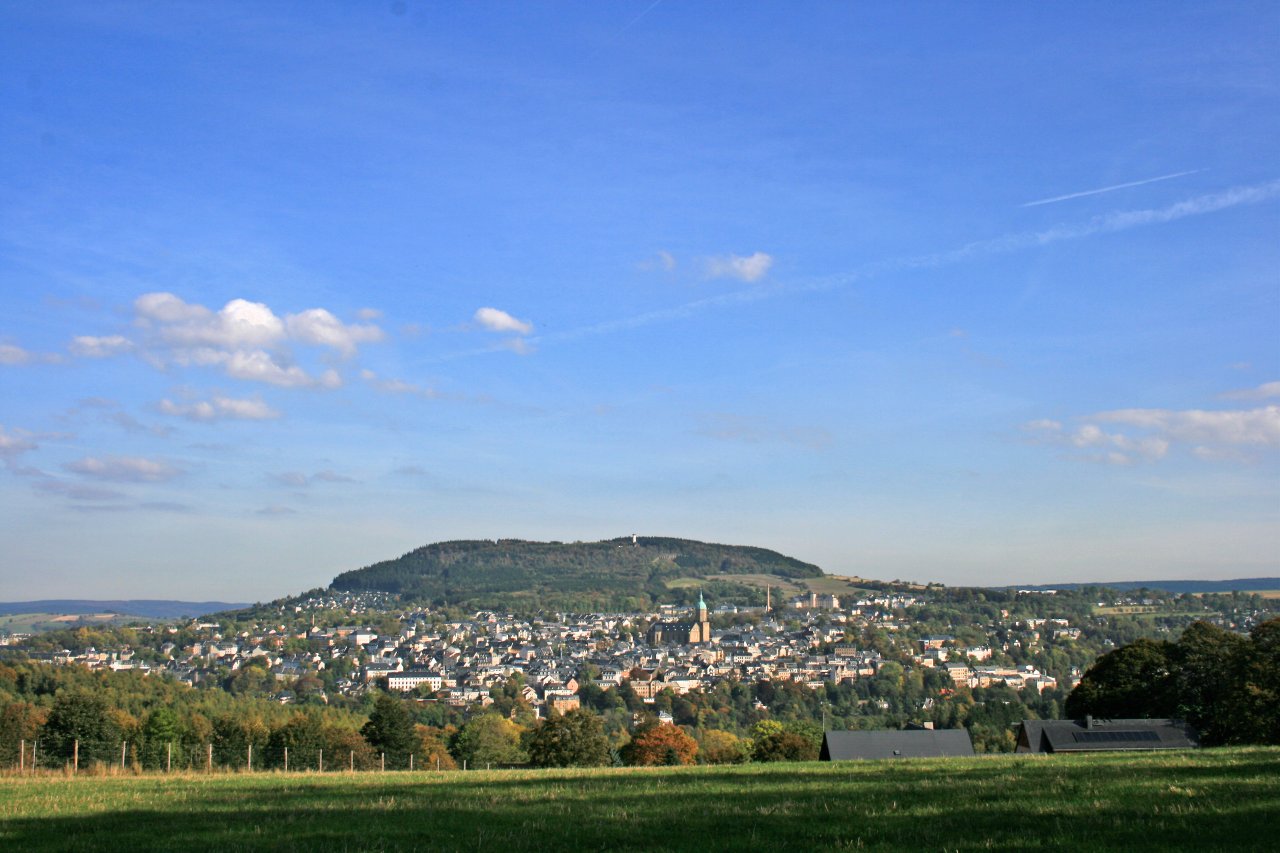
top-left (1015, 717), bottom-right (1199, 753)
top-left (820, 729), bottom-right (975, 761)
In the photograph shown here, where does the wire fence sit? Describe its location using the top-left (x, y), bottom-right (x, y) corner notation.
top-left (4, 741), bottom-right (475, 775)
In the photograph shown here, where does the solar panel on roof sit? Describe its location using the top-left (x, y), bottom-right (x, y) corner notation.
top-left (1072, 730), bottom-right (1161, 743)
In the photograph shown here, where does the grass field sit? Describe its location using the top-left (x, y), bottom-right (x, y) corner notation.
top-left (1, 748), bottom-right (1276, 851)
top-left (0, 613), bottom-right (143, 633)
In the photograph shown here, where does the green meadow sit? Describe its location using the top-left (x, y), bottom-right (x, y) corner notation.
top-left (1, 748), bottom-right (1276, 852)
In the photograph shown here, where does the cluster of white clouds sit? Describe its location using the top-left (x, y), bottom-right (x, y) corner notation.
top-left (118, 292), bottom-right (383, 388)
top-left (1029, 382), bottom-right (1280, 465)
top-left (22, 293), bottom-right (540, 403)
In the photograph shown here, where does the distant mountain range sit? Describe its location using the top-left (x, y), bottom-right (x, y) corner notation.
top-left (1012, 578), bottom-right (1280, 595)
top-left (0, 600), bottom-right (249, 619)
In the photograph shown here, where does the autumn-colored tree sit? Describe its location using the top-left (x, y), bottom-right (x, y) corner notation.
top-left (698, 729), bottom-right (747, 764)
top-left (751, 730), bottom-right (818, 762)
top-left (0, 701), bottom-right (47, 767)
top-left (414, 724), bottom-right (457, 770)
top-left (621, 723), bottom-right (698, 766)
top-left (450, 713), bottom-right (526, 767)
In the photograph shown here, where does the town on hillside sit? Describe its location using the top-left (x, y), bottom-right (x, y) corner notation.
top-left (4, 580), bottom-right (1273, 751)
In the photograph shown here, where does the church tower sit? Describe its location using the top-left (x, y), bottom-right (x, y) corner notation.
top-left (694, 589), bottom-right (711, 643)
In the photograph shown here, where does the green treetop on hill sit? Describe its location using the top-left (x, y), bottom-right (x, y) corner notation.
top-left (329, 537), bottom-right (823, 612)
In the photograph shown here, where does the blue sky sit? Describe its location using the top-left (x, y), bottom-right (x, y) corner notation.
top-left (1, 2), bottom-right (1277, 600)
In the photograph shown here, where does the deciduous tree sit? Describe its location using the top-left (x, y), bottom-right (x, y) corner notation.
top-left (621, 723), bottom-right (697, 766)
top-left (527, 708), bottom-right (610, 768)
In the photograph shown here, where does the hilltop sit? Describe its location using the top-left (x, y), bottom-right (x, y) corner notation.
top-left (328, 536), bottom-right (827, 612)
top-left (1014, 578), bottom-right (1280, 595)
top-left (0, 600), bottom-right (249, 620)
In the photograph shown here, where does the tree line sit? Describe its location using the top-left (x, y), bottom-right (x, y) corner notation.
top-left (1066, 617), bottom-right (1279, 745)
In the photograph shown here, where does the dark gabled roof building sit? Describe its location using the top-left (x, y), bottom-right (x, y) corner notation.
top-left (1015, 717), bottom-right (1199, 754)
top-left (820, 729), bottom-right (975, 761)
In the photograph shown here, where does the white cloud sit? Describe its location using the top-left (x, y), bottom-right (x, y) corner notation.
top-left (0, 426), bottom-right (37, 459)
top-left (639, 250), bottom-right (678, 272)
top-left (705, 252), bottom-right (774, 282)
top-left (360, 369), bottom-right (441, 398)
top-left (70, 335), bottom-right (134, 358)
top-left (125, 292), bottom-right (381, 387)
top-left (0, 344), bottom-right (34, 365)
top-left (1093, 406), bottom-right (1280, 447)
top-left (159, 395), bottom-right (281, 422)
top-left (1065, 422), bottom-right (1169, 464)
top-left (1221, 380), bottom-right (1280, 401)
top-left (474, 307), bottom-right (533, 335)
top-left (137, 294), bottom-right (285, 349)
top-left (285, 308), bottom-right (384, 356)
top-left (356, 307), bottom-right (383, 321)
top-left (220, 350), bottom-right (334, 388)
top-left (65, 455), bottom-right (183, 483)
top-left (1028, 400), bottom-right (1280, 465)
top-left (502, 337), bottom-right (536, 356)
top-left (134, 292), bottom-right (210, 324)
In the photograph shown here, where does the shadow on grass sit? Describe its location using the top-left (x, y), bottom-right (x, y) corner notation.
top-left (2, 751), bottom-right (1277, 852)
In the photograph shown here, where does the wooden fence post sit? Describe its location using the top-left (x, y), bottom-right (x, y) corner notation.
top-left (167, 743), bottom-right (172, 773)
top-left (74, 739), bottom-right (79, 774)
top-left (319, 748), bottom-right (323, 773)
top-left (121, 741), bottom-right (127, 771)
top-left (207, 743), bottom-right (213, 773)
top-left (284, 746), bottom-right (288, 773)
top-left (248, 744), bottom-right (253, 773)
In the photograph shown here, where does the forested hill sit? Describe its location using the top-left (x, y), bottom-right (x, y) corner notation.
top-left (329, 537), bottom-right (823, 612)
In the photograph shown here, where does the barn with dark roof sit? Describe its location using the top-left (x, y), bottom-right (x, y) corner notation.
top-left (820, 729), bottom-right (975, 761)
top-left (1015, 717), bottom-right (1199, 753)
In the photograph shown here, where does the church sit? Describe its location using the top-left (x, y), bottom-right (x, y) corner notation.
top-left (647, 591), bottom-right (712, 645)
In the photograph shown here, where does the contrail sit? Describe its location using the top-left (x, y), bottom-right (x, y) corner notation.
top-left (589, 0), bottom-right (663, 55)
top-left (619, 0), bottom-right (664, 35)
top-left (1021, 170), bottom-right (1202, 207)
